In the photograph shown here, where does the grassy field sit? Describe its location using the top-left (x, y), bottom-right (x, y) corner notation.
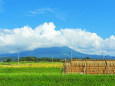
top-left (0, 62), bottom-right (115, 86)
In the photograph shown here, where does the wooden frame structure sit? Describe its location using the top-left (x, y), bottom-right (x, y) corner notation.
top-left (63, 59), bottom-right (115, 74)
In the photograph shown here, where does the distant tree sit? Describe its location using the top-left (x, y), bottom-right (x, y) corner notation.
top-left (26, 56), bottom-right (36, 61)
top-left (19, 56), bottom-right (62, 62)
top-left (83, 57), bottom-right (90, 60)
top-left (36, 58), bottom-right (41, 61)
top-left (20, 56), bottom-right (37, 62)
top-left (53, 58), bottom-right (60, 62)
top-left (41, 57), bottom-right (52, 62)
top-left (19, 57), bottom-right (26, 61)
top-left (7, 58), bottom-right (13, 62)
top-left (72, 57), bottom-right (78, 59)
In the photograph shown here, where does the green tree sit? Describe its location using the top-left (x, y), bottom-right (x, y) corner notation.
top-left (72, 57), bottom-right (78, 59)
top-left (83, 57), bottom-right (90, 60)
top-left (7, 58), bottom-right (13, 62)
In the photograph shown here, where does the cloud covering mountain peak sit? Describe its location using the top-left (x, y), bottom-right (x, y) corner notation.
top-left (0, 22), bottom-right (115, 56)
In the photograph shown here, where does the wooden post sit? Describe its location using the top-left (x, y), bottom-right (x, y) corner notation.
top-left (63, 58), bottom-right (67, 74)
top-left (70, 58), bottom-right (73, 67)
top-left (105, 58), bottom-right (112, 74)
top-left (84, 59), bottom-right (87, 74)
top-left (86, 59), bottom-right (87, 74)
top-left (104, 58), bottom-right (106, 74)
top-left (83, 61), bottom-right (86, 74)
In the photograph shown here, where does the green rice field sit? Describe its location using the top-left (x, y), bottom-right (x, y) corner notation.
top-left (0, 62), bottom-right (115, 86)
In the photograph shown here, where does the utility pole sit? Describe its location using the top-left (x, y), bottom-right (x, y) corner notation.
top-left (18, 48), bottom-right (19, 64)
top-left (71, 50), bottom-right (72, 60)
top-left (102, 52), bottom-right (104, 60)
top-left (52, 56), bottom-right (53, 63)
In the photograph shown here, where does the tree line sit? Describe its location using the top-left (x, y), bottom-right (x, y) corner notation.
top-left (5, 56), bottom-right (62, 62)
top-left (0, 56), bottom-right (91, 62)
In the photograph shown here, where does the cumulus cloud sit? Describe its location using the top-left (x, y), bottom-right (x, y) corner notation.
top-left (0, 22), bottom-right (115, 56)
top-left (0, 22), bottom-right (65, 53)
top-left (60, 29), bottom-right (103, 54)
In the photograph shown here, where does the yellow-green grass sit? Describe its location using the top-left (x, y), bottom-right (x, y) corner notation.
top-left (0, 62), bottom-right (115, 86)
top-left (0, 61), bottom-right (63, 68)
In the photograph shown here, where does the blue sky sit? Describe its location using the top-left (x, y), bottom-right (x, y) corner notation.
top-left (0, 0), bottom-right (115, 56)
top-left (0, 0), bottom-right (115, 38)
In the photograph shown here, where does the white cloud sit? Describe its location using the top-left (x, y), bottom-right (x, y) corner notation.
top-left (60, 29), bottom-right (103, 54)
top-left (30, 8), bottom-right (54, 14)
top-left (0, 22), bottom-right (115, 56)
top-left (29, 8), bottom-right (66, 21)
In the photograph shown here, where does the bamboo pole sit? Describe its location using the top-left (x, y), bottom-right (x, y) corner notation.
top-left (105, 58), bottom-right (112, 74)
top-left (84, 60), bottom-right (86, 74)
top-left (64, 58), bottom-right (67, 74)
top-left (86, 59), bottom-right (87, 74)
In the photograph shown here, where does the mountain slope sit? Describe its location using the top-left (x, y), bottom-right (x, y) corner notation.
top-left (0, 46), bottom-right (114, 59)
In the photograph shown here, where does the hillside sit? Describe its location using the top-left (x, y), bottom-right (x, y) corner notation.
top-left (0, 46), bottom-right (114, 59)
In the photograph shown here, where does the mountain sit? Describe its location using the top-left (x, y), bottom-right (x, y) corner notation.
top-left (0, 46), bottom-right (115, 60)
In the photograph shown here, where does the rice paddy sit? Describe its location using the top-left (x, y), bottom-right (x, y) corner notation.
top-left (0, 62), bottom-right (115, 86)
top-left (0, 62), bottom-right (63, 68)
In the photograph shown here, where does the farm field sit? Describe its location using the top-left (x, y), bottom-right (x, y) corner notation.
top-left (0, 62), bottom-right (115, 86)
